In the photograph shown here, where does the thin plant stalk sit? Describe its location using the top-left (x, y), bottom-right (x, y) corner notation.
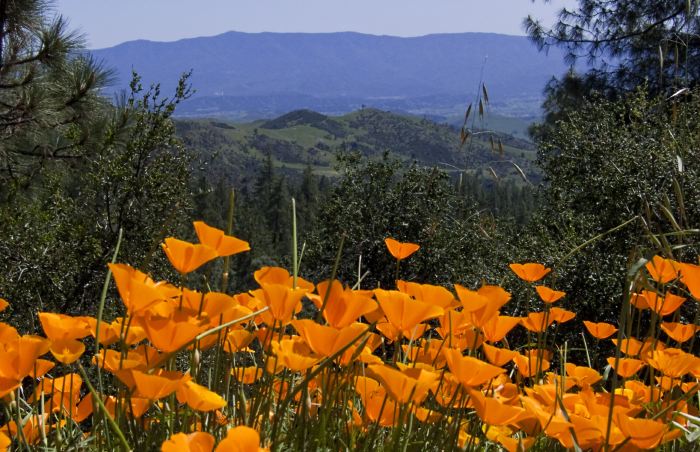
top-left (221, 188), bottom-right (235, 292)
top-left (292, 197), bottom-right (298, 289)
top-left (77, 363), bottom-right (131, 451)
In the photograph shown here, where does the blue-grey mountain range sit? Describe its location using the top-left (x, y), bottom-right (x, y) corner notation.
top-left (91, 31), bottom-right (572, 119)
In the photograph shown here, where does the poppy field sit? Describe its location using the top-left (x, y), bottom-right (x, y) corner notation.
top-left (1, 219), bottom-right (699, 451)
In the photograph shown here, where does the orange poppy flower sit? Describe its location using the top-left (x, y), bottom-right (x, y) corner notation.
top-left (38, 312), bottom-right (92, 341)
top-left (307, 280), bottom-right (377, 328)
top-left (564, 363), bottom-right (602, 387)
top-left (94, 349), bottom-right (147, 376)
top-left (132, 370), bottom-right (187, 400)
top-left (509, 263), bottom-right (551, 282)
top-left (0, 322), bottom-right (18, 344)
top-left (519, 396), bottom-right (573, 441)
top-left (29, 359), bottom-right (55, 379)
top-left (481, 343), bottom-right (517, 367)
top-left (630, 292), bottom-right (650, 310)
top-left (432, 374), bottom-right (467, 408)
top-left (492, 381), bottom-right (520, 405)
top-left (549, 307), bottom-right (576, 323)
top-left (253, 266), bottom-right (314, 291)
top-left (223, 329), bottom-right (256, 353)
top-left (397, 280), bottom-right (456, 309)
top-left (614, 412), bottom-right (669, 450)
top-left (454, 284), bottom-right (511, 327)
top-left (292, 319), bottom-right (369, 358)
top-left (457, 429), bottom-right (481, 449)
top-left (231, 366), bottom-right (264, 385)
top-left (161, 237), bottom-right (218, 274)
top-left (176, 380), bottom-right (226, 411)
top-left (480, 315), bottom-right (521, 343)
top-left (656, 292), bottom-right (687, 315)
top-left (403, 340), bottom-right (447, 367)
top-left (162, 432), bottom-right (215, 452)
top-left (661, 321), bottom-right (699, 343)
top-left (606, 357), bottom-right (645, 378)
top-left (377, 319), bottom-right (427, 343)
top-left (513, 351), bottom-right (550, 378)
top-left (87, 317), bottom-right (146, 346)
top-left (442, 348), bottom-right (505, 387)
top-left (535, 286), bottom-right (565, 304)
top-left (519, 311), bottom-right (554, 333)
top-left (140, 311), bottom-right (207, 353)
top-left (525, 381), bottom-right (560, 407)
top-left (384, 238), bottom-right (420, 260)
top-left (34, 373), bottom-right (83, 413)
top-left (564, 415), bottom-right (609, 450)
top-left (269, 337), bottom-right (320, 371)
top-left (108, 263), bottom-right (170, 314)
top-left (62, 392), bottom-right (91, 423)
top-left (618, 380), bottom-right (652, 405)
top-left (4, 414), bottom-right (51, 445)
top-left (367, 363), bottom-right (439, 404)
top-left (194, 221), bottom-right (250, 257)
top-left (180, 289), bottom-right (240, 319)
top-left (467, 389), bottom-right (528, 426)
top-left (655, 374), bottom-right (682, 392)
top-left (49, 338), bottom-right (85, 364)
top-left (647, 348), bottom-right (698, 378)
top-left (437, 326), bottom-right (483, 352)
top-left (354, 376), bottom-right (399, 427)
top-left (583, 321), bottom-right (618, 339)
top-left (215, 425), bottom-right (267, 452)
top-left (0, 298), bottom-right (8, 313)
top-left (253, 283), bottom-right (307, 326)
top-left (0, 335), bottom-right (51, 383)
top-left (680, 262), bottom-right (700, 300)
top-left (374, 289), bottom-right (443, 336)
top-left (646, 256), bottom-right (679, 284)
top-left (437, 308), bottom-right (472, 337)
top-left (632, 290), bottom-right (686, 315)
top-left (33, 382), bottom-right (72, 413)
top-left (103, 395), bottom-right (151, 419)
top-left (493, 434), bottom-right (535, 452)
top-left (611, 337), bottom-right (645, 357)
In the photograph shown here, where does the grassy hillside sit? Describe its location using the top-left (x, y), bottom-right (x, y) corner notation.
top-left (177, 108), bottom-right (538, 185)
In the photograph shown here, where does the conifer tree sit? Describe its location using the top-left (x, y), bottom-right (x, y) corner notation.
top-left (0, 0), bottom-right (111, 196)
top-left (527, 0), bottom-right (700, 138)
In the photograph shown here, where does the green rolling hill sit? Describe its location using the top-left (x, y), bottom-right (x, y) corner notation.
top-left (177, 108), bottom-right (539, 186)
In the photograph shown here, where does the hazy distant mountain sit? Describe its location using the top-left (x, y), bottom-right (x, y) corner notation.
top-left (92, 31), bottom-right (571, 119)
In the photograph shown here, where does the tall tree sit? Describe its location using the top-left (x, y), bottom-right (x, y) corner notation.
top-left (0, 0), bottom-right (111, 196)
top-left (0, 0), bottom-right (196, 329)
top-left (0, 71), bottom-right (195, 328)
top-left (526, 0), bottom-right (700, 137)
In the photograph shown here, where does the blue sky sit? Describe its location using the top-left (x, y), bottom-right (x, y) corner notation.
top-left (53, 0), bottom-right (575, 49)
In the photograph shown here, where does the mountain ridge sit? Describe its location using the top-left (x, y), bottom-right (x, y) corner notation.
top-left (91, 30), bottom-right (572, 119)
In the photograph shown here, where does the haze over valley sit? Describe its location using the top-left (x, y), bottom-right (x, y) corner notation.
top-left (91, 31), bottom-right (572, 122)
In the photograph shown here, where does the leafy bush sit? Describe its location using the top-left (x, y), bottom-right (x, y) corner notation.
top-left (303, 152), bottom-right (519, 290)
top-left (526, 90), bottom-right (700, 326)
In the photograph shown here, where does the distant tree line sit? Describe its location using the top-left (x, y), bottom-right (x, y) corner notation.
top-left (191, 149), bottom-right (536, 294)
